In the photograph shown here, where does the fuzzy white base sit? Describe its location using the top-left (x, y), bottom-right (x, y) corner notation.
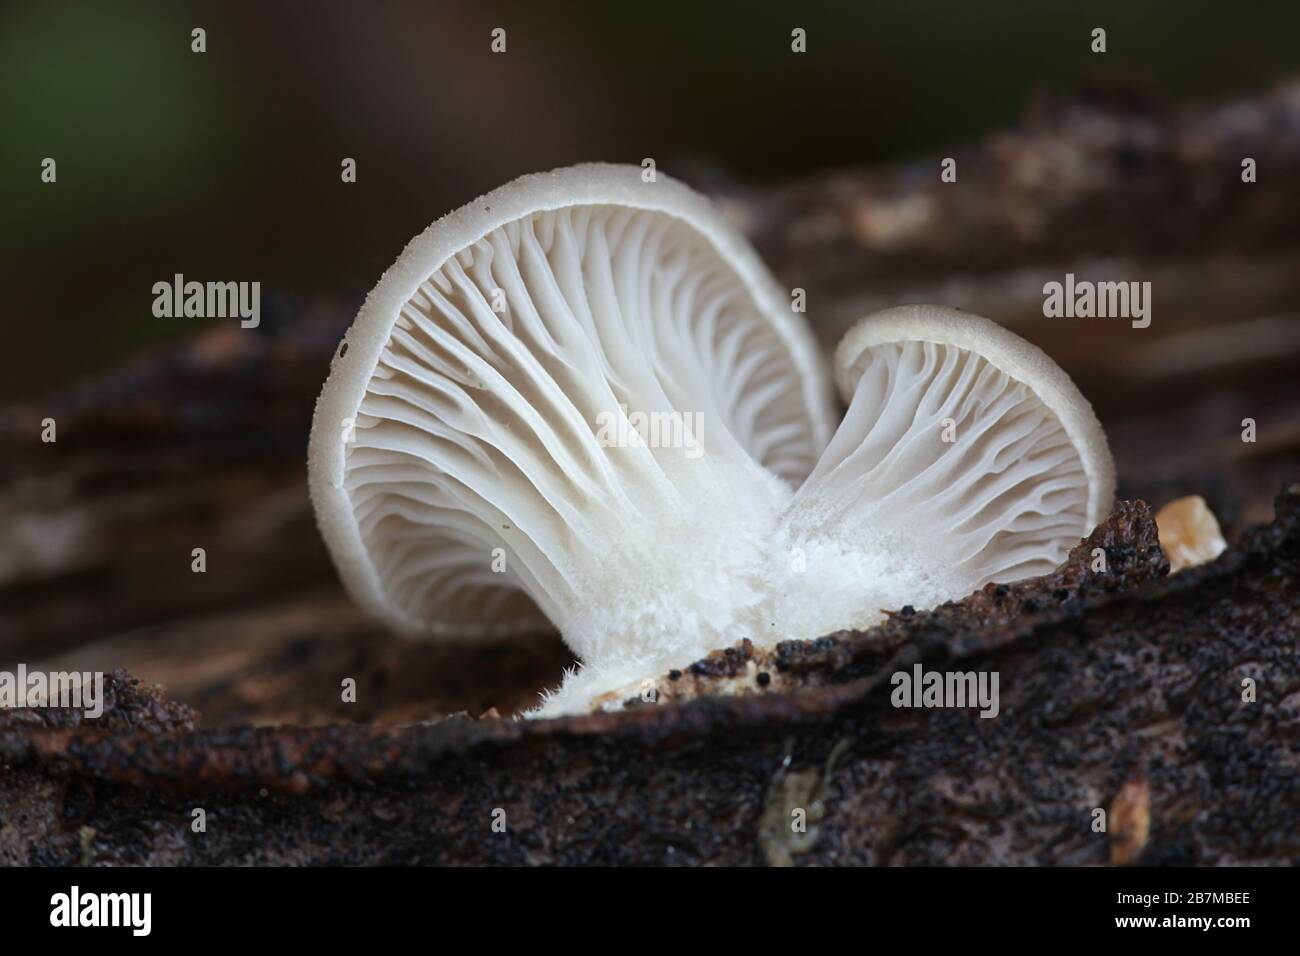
top-left (528, 655), bottom-right (698, 718)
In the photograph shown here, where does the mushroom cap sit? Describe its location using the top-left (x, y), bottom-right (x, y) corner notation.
top-left (308, 163), bottom-right (835, 641)
top-left (773, 305), bottom-right (1115, 638)
top-left (832, 305), bottom-right (1114, 531)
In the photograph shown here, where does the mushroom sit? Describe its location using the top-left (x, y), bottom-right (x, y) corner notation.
top-left (770, 305), bottom-right (1116, 640)
top-left (308, 163), bottom-right (837, 714)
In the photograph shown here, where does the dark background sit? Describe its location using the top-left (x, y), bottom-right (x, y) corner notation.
top-left (5, 0), bottom-right (1300, 397)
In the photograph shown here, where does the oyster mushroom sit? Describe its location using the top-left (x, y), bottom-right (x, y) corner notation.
top-left (771, 305), bottom-right (1116, 640)
top-left (308, 163), bottom-right (836, 714)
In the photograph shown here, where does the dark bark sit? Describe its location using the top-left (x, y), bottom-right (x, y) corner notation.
top-left (3, 490), bottom-right (1298, 865)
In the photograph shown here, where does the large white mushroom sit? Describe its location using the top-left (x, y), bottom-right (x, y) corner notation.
top-left (308, 163), bottom-right (837, 714)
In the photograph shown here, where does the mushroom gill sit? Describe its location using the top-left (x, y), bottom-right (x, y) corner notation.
top-left (308, 164), bottom-right (836, 714)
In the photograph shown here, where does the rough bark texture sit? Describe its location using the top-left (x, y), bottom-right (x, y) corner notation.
top-left (2, 82), bottom-right (1299, 865)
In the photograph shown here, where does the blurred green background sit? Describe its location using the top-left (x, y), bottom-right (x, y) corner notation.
top-left (4, 0), bottom-right (1299, 398)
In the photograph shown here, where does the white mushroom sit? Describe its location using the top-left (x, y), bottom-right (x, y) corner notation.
top-left (770, 305), bottom-right (1116, 640)
top-left (308, 164), bottom-right (836, 714)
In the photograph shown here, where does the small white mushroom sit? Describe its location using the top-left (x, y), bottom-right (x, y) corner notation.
top-left (770, 305), bottom-right (1116, 640)
top-left (308, 164), bottom-right (836, 714)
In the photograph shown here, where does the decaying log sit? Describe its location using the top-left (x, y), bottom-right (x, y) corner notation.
top-left (2, 489), bottom-right (1298, 865)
